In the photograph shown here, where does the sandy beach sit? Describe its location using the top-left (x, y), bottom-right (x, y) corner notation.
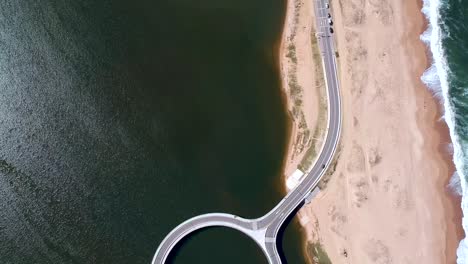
top-left (281, 0), bottom-right (464, 263)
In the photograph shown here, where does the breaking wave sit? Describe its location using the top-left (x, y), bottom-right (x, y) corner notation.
top-left (420, 0), bottom-right (468, 262)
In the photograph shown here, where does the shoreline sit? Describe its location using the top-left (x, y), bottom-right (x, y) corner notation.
top-left (278, 0), bottom-right (325, 261)
top-left (278, 0), bottom-right (328, 258)
top-left (398, 0), bottom-right (464, 261)
top-left (279, 0), bottom-right (328, 186)
top-left (412, 0), bottom-right (466, 260)
top-left (278, 0), bottom-right (464, 263)
top-left (409, 0), bottom-right (464, 259)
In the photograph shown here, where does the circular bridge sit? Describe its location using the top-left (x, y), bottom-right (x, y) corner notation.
top-left (151, 0), bottom-right (341, 263)
top-left (151, 213), bottom-right (278, 264)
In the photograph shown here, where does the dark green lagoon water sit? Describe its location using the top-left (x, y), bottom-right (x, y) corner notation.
top-left (0, 0), bottom-right (306, 263)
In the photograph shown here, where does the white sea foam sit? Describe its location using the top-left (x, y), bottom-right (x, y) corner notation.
top-left (420, 0), bottom-right (468, 262)
top-left (450, 172), bottom-right (464, 196)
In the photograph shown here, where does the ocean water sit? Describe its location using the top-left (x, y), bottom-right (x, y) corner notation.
top-left (421, 0), bottom-right (468, 262)
top-left (0, 0), bottom-right (305, 263)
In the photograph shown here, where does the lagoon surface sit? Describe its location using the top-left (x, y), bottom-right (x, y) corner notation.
top-left (0, 0), bottom-right (305, 263)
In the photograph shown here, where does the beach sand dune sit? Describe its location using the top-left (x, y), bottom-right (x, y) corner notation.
top-left (283, 0), bottom-right (464, 263)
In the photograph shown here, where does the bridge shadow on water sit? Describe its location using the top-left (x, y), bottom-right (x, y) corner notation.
top-left (165, 228), bottom-right (204, 264)
top-left (276, 200), bottom-right (305, 264)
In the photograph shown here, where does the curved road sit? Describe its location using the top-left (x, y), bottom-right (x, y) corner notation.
top-left (152, 0), bottom-right (341, 263)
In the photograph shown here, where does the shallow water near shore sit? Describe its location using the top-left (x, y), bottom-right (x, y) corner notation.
top-left (0, 0), bottom-right (306, 263)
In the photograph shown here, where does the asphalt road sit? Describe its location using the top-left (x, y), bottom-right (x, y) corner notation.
top-left (151, 0), bottom-right (341, 263)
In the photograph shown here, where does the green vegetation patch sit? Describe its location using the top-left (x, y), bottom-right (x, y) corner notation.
top-left (286, 43), bottom-right (298, 64)
top-left (298, 27), bottom-right (328, 172)
top-left (298, 143), bottom-right (317, 171)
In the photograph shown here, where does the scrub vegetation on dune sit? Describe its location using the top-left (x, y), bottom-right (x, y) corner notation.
top-left (298, 27), bottom-right (328, 171)
top-left (285, 0), bottom-right (312, 164)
